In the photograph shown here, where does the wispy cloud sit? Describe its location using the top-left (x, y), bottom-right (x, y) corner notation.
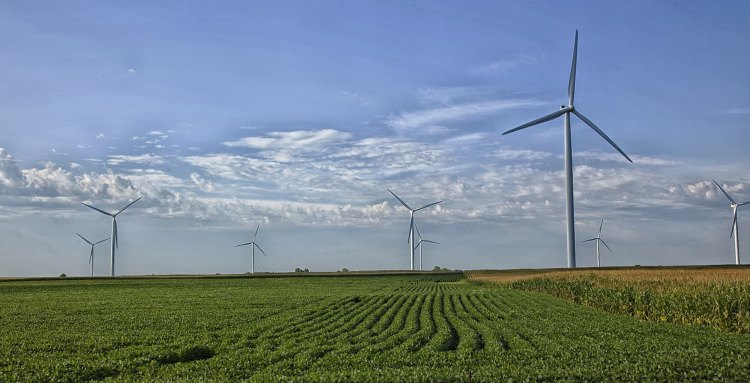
top-left (107, 154), bottom-right (166, 166)
top-left (723, 107), bottom-right (750, 114)
top-left (386, 99), bottom-right (544, 131)
top-left (471, 53), bottom-right (543, 76)
top-left (223, 129), bottom-right (350, 150)
top-left (574, 151), bottom-right (677, 166)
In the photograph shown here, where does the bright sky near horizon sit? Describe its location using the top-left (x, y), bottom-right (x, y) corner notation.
top-left (1, 1), bottom-right (749, 277)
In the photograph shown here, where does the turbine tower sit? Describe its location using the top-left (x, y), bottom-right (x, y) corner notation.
top-left (388, 189), bottom-right (442, 271)
top-left (235, 224), bottom-right (268, 274)
top-left (81, 197), bottom-right (142, 276)
top-left (76, 233), bottom-right (109, 277)
top-left (502, 30), bottom-right (632, 268)
top-left (414, 224), bottom-right (439, 271)
top-left (713, 180), bottom-right (749, 265)
top-left (581, 219), bottom-right (612, 267)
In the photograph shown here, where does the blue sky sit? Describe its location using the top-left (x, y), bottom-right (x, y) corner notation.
top-left (1, 1), bottom-right (750, 276)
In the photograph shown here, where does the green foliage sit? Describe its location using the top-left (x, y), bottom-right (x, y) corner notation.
top-left (1, 274), bottom-right (749, 381)
top-left (510, 274), bottom-right (750, 333)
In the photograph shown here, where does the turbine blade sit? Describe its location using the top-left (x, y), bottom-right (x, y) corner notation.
top-left (254, 243), bottom-right (268, 257)
top-left (413, 241), bottom-right (421, 251)
top-left (116, 196), bottom-right (142, 215)
top-left (731, 211), bottom-right (737, 239)
top-left (502, 108), bottom-right (568, 135)
top-left (415, 224), bottom-right (422, 240)
top-left (89, 248), bottom-right (94, 263)
top-left (568, 30), bottom-right (578, 106)
top-left (235, 242), bottom-right (252, 247)
top-left (253, 224), bottom-right (260, 241)
top-left (600, 239), bottom-right (613, 253)
top-left (81, 202), bottom-right (113, 217)
top-left (93, 238), bottom-right (110, 245)
top-left (387, 189), bottom-right (413, 210)
top-left (713, 180), bottom-right (736, 205)
top-left (581, 238), bottom-right (598, 243)
top-left (599, 219), bottom-right (604, 234)
top-left (76, 233), bottom-right (93, 245)
top-left (572, 109), bottom-right (632, 163)
top-left (415, 200), bottom-right (443, 211)
top-left (408, 215), bottom-right (414, 242)
top-left (739, 201), bottom-right (750, 207)
top-left (113, 218), bottom-right (118, 249)
top-left (423, 240), bottom-right (439, 244)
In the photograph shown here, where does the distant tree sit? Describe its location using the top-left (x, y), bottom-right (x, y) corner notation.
top-left (295, 268), bottom-right (303, 273)
top-left (340, 268), bottom-right (349, 272)
top-left (58, 273), bottom-right (66, 278)
top-left (433, 266), bottom-right (441, 271)
top-left (304, 268), bottom-right (309, 272)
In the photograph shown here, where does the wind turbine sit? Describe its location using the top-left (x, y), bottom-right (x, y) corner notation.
top-left (581, 219), bottom-right (611, 268)
top-left (414, 224), bottom-right (439, 271)
top-left (713, 180), bottom-right (750, 265)
top-left (235, 224), bottom-right (268, 274)
top-left (76, 234), bottom-right (109, 277)
top-left (502, 30), bottom-right (632, 268)
top-left (81, 197), bottom-right (142, 276)
top-left (387, 189), bottom-right (443, 271)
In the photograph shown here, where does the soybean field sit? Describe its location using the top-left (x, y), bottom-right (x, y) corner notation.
top-left (2, 272), bottom-right (750, 382)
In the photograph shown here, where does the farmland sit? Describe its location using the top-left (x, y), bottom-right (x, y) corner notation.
top-left (2, 272), bottom-right (750, 382)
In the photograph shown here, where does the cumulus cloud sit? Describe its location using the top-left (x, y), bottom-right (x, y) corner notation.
top-left (190, 172), bottom-right (216, 193)
top-left (0, 148), bottom-right (24, 188)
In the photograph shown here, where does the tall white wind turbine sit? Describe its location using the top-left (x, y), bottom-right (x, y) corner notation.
top-left (235, 224), bottom-right (268, 274)
top-left (388, 189), bottom-right (443, 271)
top-left (713, 180), bottom-right (750, 265)
top-left (581, 219), bottom-right (612, 268)
top-left (502, 30), bottom-right (632, 268)
top-left (81, 197), bottom-right (142, 277)
top-left (76, 233), bottom-right (109, 277)
top-left (414, 225), bottom-right (439, 271)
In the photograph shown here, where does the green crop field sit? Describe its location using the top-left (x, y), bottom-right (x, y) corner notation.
top-left (2, 272), bottom-right (750, 382)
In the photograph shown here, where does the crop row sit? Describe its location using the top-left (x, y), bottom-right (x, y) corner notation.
top-left (509, 274), bottom-right (750, 333)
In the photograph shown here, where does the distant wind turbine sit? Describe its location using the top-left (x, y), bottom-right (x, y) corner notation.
top-left (502, 30), bottom-right (632, 268)
top-left (388, 189), bottom-right (443, 271)
top-left (76, 233), bottom-right (109, 277)
top-left (235, 224), bottom-right (268, 274)
top-left (581, 219), bottom-right (612, 268)
top-left (713, 180), bottom-right (750, 265)
top-left (414, 224), bottom-right (439, 271)
top-left (81, 197), bottom-right (142, 276)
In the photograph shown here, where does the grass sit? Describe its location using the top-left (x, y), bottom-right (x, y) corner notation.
top-left (2, 272), bottom-right (750, 381)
